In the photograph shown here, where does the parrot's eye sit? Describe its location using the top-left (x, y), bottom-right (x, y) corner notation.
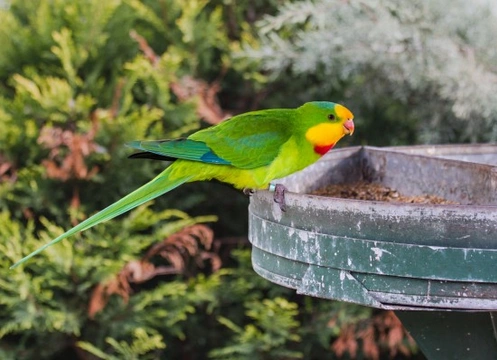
top-left (327, 114), bottom-right (335, 121)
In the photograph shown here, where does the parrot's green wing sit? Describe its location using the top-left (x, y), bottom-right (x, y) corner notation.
top-left (129, 109), bottom-right (295, 169)
top-left (127, 139), bottom-right (231, 165)
top-left (192, 109), bottom-right (296, 169)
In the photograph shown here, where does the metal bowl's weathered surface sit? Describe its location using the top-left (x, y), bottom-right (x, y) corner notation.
top-left (248, 145), bottom-right (497, 311)
top-left (390, 143), bottom-right (497, 166)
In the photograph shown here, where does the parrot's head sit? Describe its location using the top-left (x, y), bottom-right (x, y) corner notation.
top-left (300, 101), bottom-right (354, 156)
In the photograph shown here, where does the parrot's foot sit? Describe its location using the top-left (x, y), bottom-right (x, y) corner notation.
top-left (243, 188), bottom-right (255, 196)
top-left (270, 183), bottom-right (288, 212)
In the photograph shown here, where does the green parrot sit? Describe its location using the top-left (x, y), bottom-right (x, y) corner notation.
top-left (11, 101), bottom-right (354, 268)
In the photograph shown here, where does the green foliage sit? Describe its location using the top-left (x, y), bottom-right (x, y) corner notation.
top-left (78, 328), bottom-right (167, 360)
top-left (211, 298), bottom-right (302, 359)
top-left (0, 0), bottom-right (252, 222)
top-left (0, 204), bottom-right (216, 358)
top-left (242, 0), bottom-right (497, 145)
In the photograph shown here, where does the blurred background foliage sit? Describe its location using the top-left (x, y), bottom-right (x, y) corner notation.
top-left (0, 0), bottom-right (495, 359)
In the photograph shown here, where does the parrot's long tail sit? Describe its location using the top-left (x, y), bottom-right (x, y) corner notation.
top-left (11, 166), bottom-right (192, 269)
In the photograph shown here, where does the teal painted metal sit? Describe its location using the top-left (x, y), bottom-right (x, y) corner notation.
top-left (248, 145), bottom-right (497, 359)
top-left (251, 211), bottom-right (497, 283)
top-left (396, 311), bottom-right (497, 360)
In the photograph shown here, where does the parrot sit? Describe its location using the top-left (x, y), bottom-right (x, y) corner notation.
top-left (11, 101), bottom-right (354, 268)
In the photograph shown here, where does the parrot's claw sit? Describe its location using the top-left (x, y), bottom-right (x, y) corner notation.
top-left (270, 183), bottom-right (288, 212)
top-left (243, 188), bottom-right (255, 196)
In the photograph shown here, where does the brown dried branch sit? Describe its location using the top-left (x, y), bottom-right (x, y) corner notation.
top-left (144, 224), bottom-right (221, 272)
top-left (88, 259), bottom-right (180, 318)
top-left (38, 116), bottom-right (100, 182)
top-left (0, 155), bottom-right (16, 183)
top-left (374, 311), bottom-right (415, 358)
top-left (129, 29), bottom-right (229, 125)
top-left (358, 324), bottom-right (380, 360)
top-left (110, 78), bottom-right (126, 119)
top-left (129, 29), bottom-right (159, 66)
top-left (88, 224), bottom-right (221, 318)
top-left (331, 310), bottom-right (415, 359)
top-left (38, 116), bottom-right (101, 212)
top-left (332, 325), bottom-right (359, 359)
top-left (0, 161), bottom-right (12, 178)
top-left (170, 76), bottom-right (229, 125)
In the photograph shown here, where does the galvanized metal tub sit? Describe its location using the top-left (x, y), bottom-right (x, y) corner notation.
top-left (248, 145), bottom-right (497, 359)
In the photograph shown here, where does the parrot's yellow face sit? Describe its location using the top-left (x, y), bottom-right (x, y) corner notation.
top-left (304, 103), bottom-right (354, 155)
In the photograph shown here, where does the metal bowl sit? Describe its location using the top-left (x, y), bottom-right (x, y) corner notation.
top-left (249, 145), bottom-right (497, 311)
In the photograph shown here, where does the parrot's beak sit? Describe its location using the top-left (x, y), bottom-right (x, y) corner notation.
top-left (343, 119), bottom-right (355, 135)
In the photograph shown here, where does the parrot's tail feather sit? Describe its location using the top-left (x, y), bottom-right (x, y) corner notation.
top-left (10, 167), bottom-right (192, 269)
